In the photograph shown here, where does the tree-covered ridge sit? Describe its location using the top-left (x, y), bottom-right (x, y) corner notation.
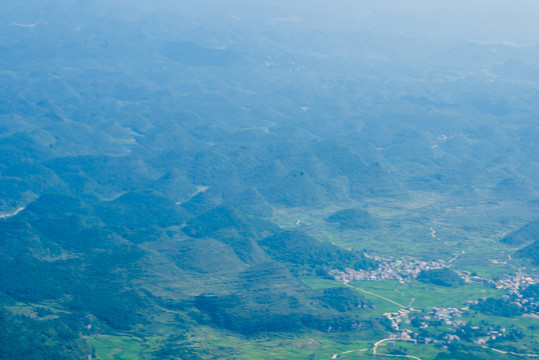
top-left (416, 268), bottom-right (463, 287)
top-left (260, 230), bottom-right (377, 274)
top-left (0, 304), bottom-right (89, 360)
top-left (517, 240), bottom-right (539, 265)
top-left (470, 297), bottom-right (523, 317)
top-left (0, 193), bottom-right (376, 342)
top-left (326, 208), bottom-right (378, 230)
top-left (194, 262), bottom-right (374, 333)
top-left (501, 219), bottom-right (539, 246)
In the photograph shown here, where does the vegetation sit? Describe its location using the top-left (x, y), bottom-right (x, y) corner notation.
top-left (517, 240), bottom-right (539, 265)
top-left (471, 297), bottom-right (524, 317)
top-left (417, 268), bottom-right (464, 287)
top-left (326, 208), bottom-right (378, 230)
top-left (501, 219), bottom-right (539, 245)
top-left (259, 230), bottom-right (377, 274)
top-left (1, 1), bottom-right (539, 359)
top-left (0, 306), bottom-right (88, 360)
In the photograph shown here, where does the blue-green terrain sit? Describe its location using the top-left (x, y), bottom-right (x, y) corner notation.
top-left (1, 1), bottom-right (539, 359)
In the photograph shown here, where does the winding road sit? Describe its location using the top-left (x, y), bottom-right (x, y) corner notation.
top-left (373, 338), bottom-right (422, 360)
top-left (0, 207), bottom-right (25, 219)
top-left (330, 348), bottom-right (367, 359)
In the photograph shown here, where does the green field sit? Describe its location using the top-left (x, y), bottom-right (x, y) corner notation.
top-left (85, 327), bottom-right (386, 360)
top-left (302, 277), bottom-right (346, 289)
top-left (88, 335), bottom-right (153, 360)
top-left (349, 280), bottom-right (504, 314)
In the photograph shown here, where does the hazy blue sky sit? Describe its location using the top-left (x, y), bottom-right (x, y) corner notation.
top-left (226, 0), bottom-right (539, 45)
top-left (3, 0), bottom-right (539, 46)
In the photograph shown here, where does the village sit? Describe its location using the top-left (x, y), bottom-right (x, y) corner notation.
top-left (329, 255), bottom-right (449, 283)
top-left (491, 271), bottom-right (539, 295)
top-left (381, 304), bottom-right (514, 348)
top-left (329, 255), bottom-right (539, 353)
top-left (330, 255), bottom-right (539, 296)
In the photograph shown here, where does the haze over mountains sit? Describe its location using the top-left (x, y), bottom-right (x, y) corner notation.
top-left (1, 1), bottom-right (539, 359)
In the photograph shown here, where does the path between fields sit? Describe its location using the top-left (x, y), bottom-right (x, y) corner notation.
top-left (482, 345), bottom-right (539, 357)
top-left (373, 338), bottom-right (422, 360)
top-left (339, 283), bottom-right (423, 359)
top-left (343, 280), bottom-right (406, 308)
top-left (330, 349), bottom-right (367, 359)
